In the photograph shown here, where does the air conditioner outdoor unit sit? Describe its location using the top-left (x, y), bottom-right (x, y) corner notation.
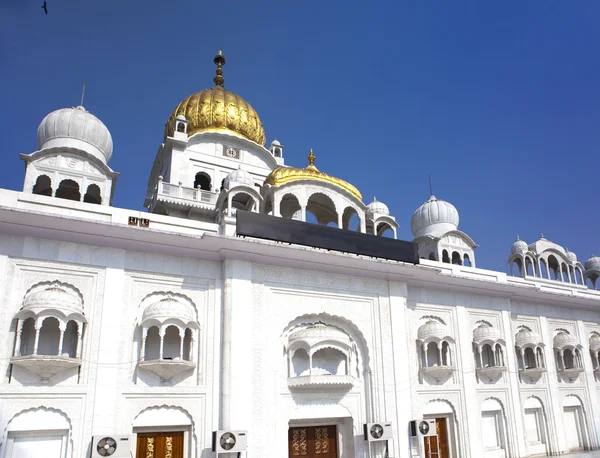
top-left (364, 422), bottom-right (394, 441)
top-left (212, 430), bottom-right (248, 453)
top-left (91, 435), bottom-right (131, 458)
top-left (409, 419), bottom-right (437, 437)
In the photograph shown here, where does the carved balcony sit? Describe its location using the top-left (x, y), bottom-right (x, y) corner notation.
top-left (137, 359), bottom-right (196, 382)
top-left (420, 365), bottom-right (455, 381)
top-left (558, 367), bottom-right (584, 382)
top-left (519, 366), bottom-right (547, 381)
top-left (287, 374), bottom-right (355, 391)
top-left (149, 180), bottom-right (218, 214)
top-left (476, 365), bottom-right (507, 380)
top-left (10, 355), bottom-right (82, 383)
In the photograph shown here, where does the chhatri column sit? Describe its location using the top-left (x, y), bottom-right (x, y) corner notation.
top-left (13, 320), bottom-right (23, 357)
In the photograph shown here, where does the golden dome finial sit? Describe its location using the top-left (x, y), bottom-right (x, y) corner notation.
top-left (213, 50), bottom-right (226, 87)
top-left (307, 148), bottom-right (317, 170)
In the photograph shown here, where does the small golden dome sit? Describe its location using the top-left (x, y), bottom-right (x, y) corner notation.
top-left (164, 51), bottom-right (266, 146)
top-left (264, 149), bottom-right (362, 201)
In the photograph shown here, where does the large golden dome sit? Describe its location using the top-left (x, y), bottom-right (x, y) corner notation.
top-left (265, 150), bottom-right (363, 201)
top-left (164, 51), bottom-right (266, 146)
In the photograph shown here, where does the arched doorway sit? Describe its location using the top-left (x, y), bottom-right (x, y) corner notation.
top-left (523, 397), bottom-right (549, 456)
top-left (422, 400), bottom-right (458, 458)
top-left (562, 396), bottom-right (588, 451)
top-left (480, 398), bottom-right (508, 458)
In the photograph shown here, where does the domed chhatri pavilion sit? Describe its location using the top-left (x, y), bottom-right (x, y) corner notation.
top-left (1, 52), bottom-right (600, 458)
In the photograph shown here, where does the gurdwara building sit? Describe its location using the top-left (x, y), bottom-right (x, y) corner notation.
top-left (1, 52), bottom-right (600, 458)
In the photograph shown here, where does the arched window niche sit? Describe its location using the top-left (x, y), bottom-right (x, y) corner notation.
top-left (285, 322), bottom-right (357, 390)
top-left (10, 281), bottom-right (86, 383)
top-left (55, 179), bottom-right (81, 202)
top-left (83, 183), bottom-right (102, 204)
top-left (473, 322), bottom-right (507, 382)
top-left (32, 174), bottom-right (53, 196)
top-left (553, 331), bottom-right (584, 382)
top-left (137, 293), bottom-right (199, 385)
top-left (417, 319), bottom-right (456, 383)
top-left (515, 328), bottom-right (547, 382)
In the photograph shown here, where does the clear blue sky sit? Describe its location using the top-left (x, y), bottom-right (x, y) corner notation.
top-left (1, 0), bottom-right (599, 273)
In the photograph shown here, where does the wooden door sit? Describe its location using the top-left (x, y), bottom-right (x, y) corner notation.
top-left (423, 418), bottom-right (449, 458)
top-left (136, 432), bottom-right (184, 458)
top-left (289, 426), bottom-right (337, 458)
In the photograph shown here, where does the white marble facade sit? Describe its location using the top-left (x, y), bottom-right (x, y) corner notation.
top-left (2, 61), bottom-right (600, 458)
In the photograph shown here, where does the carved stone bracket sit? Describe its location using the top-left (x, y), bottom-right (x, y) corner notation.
top-left (10, 355), bottom-right (82, 383)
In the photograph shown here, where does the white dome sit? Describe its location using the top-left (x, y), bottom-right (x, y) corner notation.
top-left (511, 237), bottom-right (528, 254)
top-left (411, 195), bottom-right (459, 238)
top-left (271, 139), bottom-right (281, 146)
top-left (515, 329), bottom-right (542, 347)
top-left (584, 255), bottom-right (600, 271)
top-left (366, 197), bottom-right (389, 218)
top-left (553, 332), bottom-right (579, 349)
top-left (22, 283), bottom-right (83, 316)
top-left (418, 320), bottom-right (451, 342)
top-left (175, 115), bottom-right (187, 121)
top-left (566, 249), bottom-right (578, 263)
top-left (473, 325), bottom-right (503, 344)
top-left (289, 323), bottom-right (352, 348)
top-left (142, 297), bottom-right (197, 326)
top-left (37, 106), bottom-right (113, 164)
top-left (224, 166), bottom-right (254, 189)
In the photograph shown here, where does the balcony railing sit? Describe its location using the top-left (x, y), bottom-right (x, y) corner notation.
top-left (154, 179), bottom-right (218, 207)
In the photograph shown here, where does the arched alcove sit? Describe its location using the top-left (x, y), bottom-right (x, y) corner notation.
top-left (32, 175), bottom-right (52, 196)
top-left (306, 192), bottom-right (337, 226)
top-left (55, 179), bottom-right (81, 201)
top-left (194, 172), bottom-right (211, 191)
top-left (280, 193), bottom-right (302, 220)
top-left (83, 183), bottom-right (102, 204)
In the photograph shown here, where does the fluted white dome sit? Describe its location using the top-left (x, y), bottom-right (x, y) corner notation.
top-left (224, 166), bottom-right (254, 190)
top-left (473, 325), bottom-right (503, 344)
top-left (22, 283), bottom-right (83, 316)
top-left (566, 250), bottom-right (578, 263)
top-left (584, 255), bottom-right (600, 272)
top-left (553, 332), bottom-right (579, 349)
top-left (418, 320), bottom-right (452, 342)
top-left (37, 106), bottom-right (113, 164)
top-left (142, 297), bottom-right (197, 326)
top-left (271, 139), bottom-right (281, 146)
top-left (511, 237), bottom-right (528, 254)
top-left (515, 329), bottom-right (542, 347)
top-left (289, 323), bottom-right (352, 348)
top-left (366, 197), bottom-right (389, 218)
top-left (411, 195), bottom-right (459, 238)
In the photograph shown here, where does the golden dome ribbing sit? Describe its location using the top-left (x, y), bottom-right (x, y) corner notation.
top-left (265, 149), bottom-right (363, 201)
top-left (164, 51), bottom-right (266, 146)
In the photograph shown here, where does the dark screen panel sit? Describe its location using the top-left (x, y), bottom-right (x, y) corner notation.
top-left (236, 211), bottom-right (419, 264)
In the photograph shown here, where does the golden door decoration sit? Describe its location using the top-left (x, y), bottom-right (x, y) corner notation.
top-left (423, 418), bottom-right (450, 458)
top-left (289, 426), bottom-right (337, 458)
top-left (136, 432), bottom-right (184, 458)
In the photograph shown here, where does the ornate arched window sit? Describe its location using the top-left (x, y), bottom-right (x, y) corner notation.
top-left (589, 333), bottom-right (600, 380)
top-left (11, 281), bottom-right (86, 382)
top-left (417, 320), bottom-right (455, 382)
top-left (553, 331), bottom-right (584, 382)
top-left (138, 293), bottom-right (198, 384)
top-left (285, 322), bottom-right (356, 389)
top-left (473, 323), bottom-right (506, 381)
top-left (515, 328), bottom-right (546, 381)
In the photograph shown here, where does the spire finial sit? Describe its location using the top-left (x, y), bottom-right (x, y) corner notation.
top-left (516, 235), bottom-right (520, 241)
top-left (213, 50), bottom-right (226, 87)
top-left (79, 80), bottom-right (86, 107)
top-left (428, 174), bottom-right (433, 197)
top-left (308, 148), bottom-right (316, 167)
top-left (540, 233), bottom-right (545, 239)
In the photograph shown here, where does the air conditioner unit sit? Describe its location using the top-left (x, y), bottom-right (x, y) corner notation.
top-left (409, 419), bottom-right (436, 437)
top-left (91, 435), bottom-right (131, 458)
top-left (364, 422), bottom-right (393, 441)
top-left (212, 430), bottom-right (248, 453)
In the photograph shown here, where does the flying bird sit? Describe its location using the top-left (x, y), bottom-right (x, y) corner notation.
top-left (41, 1), bottom-right (48, 15)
